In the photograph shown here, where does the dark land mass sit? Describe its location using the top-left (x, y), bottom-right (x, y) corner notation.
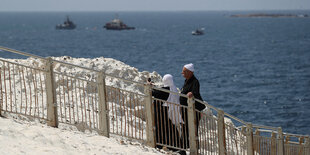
top-left (231, 13), bottom-right (309, 18)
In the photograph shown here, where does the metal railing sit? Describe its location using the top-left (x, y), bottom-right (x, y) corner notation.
top-left (1, 46), bottom-right (310, 155)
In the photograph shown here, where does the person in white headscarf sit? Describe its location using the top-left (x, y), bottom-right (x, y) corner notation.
top-left (150, 74), bottom-right (184, 151)
top-left (162, 74), bottom-right (184, 126)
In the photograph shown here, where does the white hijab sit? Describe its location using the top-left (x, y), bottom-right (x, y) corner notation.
top-left (162, 74), bottom-right (184, 125)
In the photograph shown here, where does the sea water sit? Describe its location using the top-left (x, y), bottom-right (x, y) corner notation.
top-left (0, 11), bottom-right (309, 135)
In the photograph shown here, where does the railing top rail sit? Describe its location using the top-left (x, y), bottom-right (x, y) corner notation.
top-left (253, 124), bottom-right (279, 131)
top-left (255, 128), bottom-right (279, 134)
top-left (0, 46), bottom-right (46, 60)
top-left (283, 132), bottom-right (310, 138)
top-left (223, 112), bottom-right (247, 125)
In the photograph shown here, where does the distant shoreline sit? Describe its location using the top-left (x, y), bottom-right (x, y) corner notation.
top-left (231, 13), bottom-right (309, 18)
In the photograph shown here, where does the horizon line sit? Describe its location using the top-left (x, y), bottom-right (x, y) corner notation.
top-left (0, 9), bottom-right (309, 13)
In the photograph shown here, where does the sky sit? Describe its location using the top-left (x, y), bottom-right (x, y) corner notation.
top-left (0, 0), bottom-right (309, 12)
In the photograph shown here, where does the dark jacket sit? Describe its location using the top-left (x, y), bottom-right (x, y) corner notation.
top-left (180, 75), bottom-right (205, 111)
top-left (152, 86), bottom-right (182, 149)
top-left (152, 86), bottom-right (169, 101)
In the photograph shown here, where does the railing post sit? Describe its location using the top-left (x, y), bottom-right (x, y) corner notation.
top-left (271, 132), bottom-right (277, 155)
top-left (187, 97), bottom-right (198, 155)
top-left (298, 137), bottom-right (304, 155)
top-left (45, 57), bottom-right (58, 127)
top-left (277, 127), bottom-right (284, 155)
top-left (254, 129), bottom-right (260, 153)
top-left (97, 72), bottom-right (110, 137)
top-left (217, 109), bottom-right (226, 155)
top-left (246, 123), bottom-right (254, 155)
top-left (305, 137), bottom-right (310, 154)
top-left (144, 84), bottom-right (156, 148)
top-left (0, 63), bottom-right (2, 116)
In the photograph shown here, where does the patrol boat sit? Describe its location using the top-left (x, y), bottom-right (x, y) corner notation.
top-left (192, 28), bottom-right (204, 35)
top-left (56, 16), bottom-right (76, 30)
top-left (103, 18), bottom-right (135, 30)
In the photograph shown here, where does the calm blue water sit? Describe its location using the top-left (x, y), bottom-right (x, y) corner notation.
top-left (0, 11), bottom-right (310, 135)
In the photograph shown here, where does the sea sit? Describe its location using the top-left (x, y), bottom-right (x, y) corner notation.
top-left (0, 11), bottom-right (309, 135)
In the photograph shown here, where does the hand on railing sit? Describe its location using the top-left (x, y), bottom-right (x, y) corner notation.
top-left (146, 77), bottom-right (154, 86)
top-left (187, 92), bottom-right (193, 98)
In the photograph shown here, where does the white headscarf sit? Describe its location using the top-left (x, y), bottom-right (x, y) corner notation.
top-left (162, 74), bottom-right (184, 125)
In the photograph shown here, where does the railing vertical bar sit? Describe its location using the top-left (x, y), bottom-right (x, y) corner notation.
top-left (157, 101), bottom-right (163, 144)
top-left (235, 129), bottom-right (239, 155)
top-left (125, 93), bottom-right (128, 137)
top-left (26, 67), bottom-right (33, 116)
top-left (153, 100), bottom-right (158, 144)
top-left (118, 88), bottom-right (121, 135)
top-left (120, 90), bottom-right (124, 136)
top-left (167, 104), bottom-right (172, 146)
top-left (4, 62), bottom-right (8, 112)
top-left (39, 71), bottom-right (44, 118)
top-left (133, 93), bottom-right (137, 139)
top-left (21, 67), bottom-right (27, 115)
top-left (210, 117), bottom-right (213, 155)
top-left (171, 103), bottom-right (175, 147)
top-left (86, 82), bottom-right (91, 128)
top-left (163, 101), bottom-right (168, 145)
top-left (173, 103), bottom-right (178, 147)
top-left (62, 75), bottom-right (67, 123)
top-left (0, 65), bottom-right (3, 115)
top-left (70, 77), bottom-right (75, 124)
top-left (111, 88), bottom-right (114, 133)
top-left (74, 79), bottom-right (79, 123)
top-left (58, 74), bottom-right (63, 122)
top-left (178, 104), bottom-right (183, 150)
top-left (66, 76), bottom-right (71, 124)
top-left (227, 126), bottom-right (231, 154)
top-left (30, 68), bottom-right (36, 117)
top-left (86, 83), bottom-right (91, 128)
top-left (115, 88), bottom-right (119, 135)
top-left (125, 92), bottom-right (128, 137)
top-left (130, 94), bottom-right (133, 138)
top-left (12, 64), bottom-right (17, 113)
top-left (82, 81), bottom-right (87, 125)
top-left (206, 116), bottom-right (209, 155)
top-left (30, 68), bottom-right (35, 116)
top-left (91, 86), bottom-right (95, 129)
top-left (78, 79), bottom-right (83, 123)
top-left (8, 63), bottom-right (12, 112)
top-left (199, 115), bottom-right (208, 154)
top-left (95, 88), bottom-right (99, 129)
top-left (110, 88), bottom-right (115, 133)
top-left (181, 107), bottom-right (187, 149)
top-left (33, 69), bottom-right (39, 117)
top-left (124, 92), bottom-right (128, 137)
top-left (18, 66), bottom-right (23, 114)
top-left (137, 93), bottom-right (141, 139)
